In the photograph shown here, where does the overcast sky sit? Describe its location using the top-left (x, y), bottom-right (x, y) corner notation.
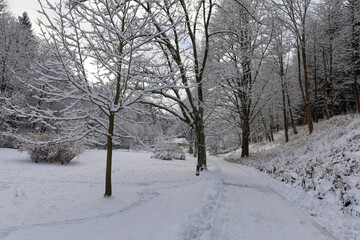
top-left (7, 0), bottom-right (57, 31)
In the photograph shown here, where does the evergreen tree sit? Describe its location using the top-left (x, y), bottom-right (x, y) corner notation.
top-left (18, 12), bottom-right (32, 29)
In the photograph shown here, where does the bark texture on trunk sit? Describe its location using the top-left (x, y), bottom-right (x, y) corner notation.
top-left (313, 42), bottom-right (319, 123)
top-left (301, 41), bottom-right (313, 134)
top-left (354, 77), bottom-right (360, 113)
top-left (279, 55), bottom-right (289, 142)
top-left (104, 113), bottom-right (114, 197)
top-left (197, 122), bottom-right (207, 168)
top-left (189, 128), bottom-right (194, 154)
top-left (193, 138), bottom-right (198, 158)
top-left (322, 51), bottom-right (330, 120)
top-left (285, 81), bottom-right (297, 134)
top-left (241, 120), bottom-right (250, 157)
top-left (329, 45), bottom-right (335, 117)
top-left (351, 0), bottom-right (360, 113)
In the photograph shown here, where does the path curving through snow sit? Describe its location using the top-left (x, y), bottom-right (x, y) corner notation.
top-left (202, 157), bottom-right (339, 240)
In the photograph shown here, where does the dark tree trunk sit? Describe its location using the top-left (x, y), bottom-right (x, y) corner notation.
top-left (281, 86), bottom-right (289, 142)
top-left (351, 0), bottom-right (360, 113)
top-left (285, 81), bottom-right (298, 134)
top-left (261, 114), bottom-right (271, 142)
top-left (195, 118), bottom-right (206, 176)
top-left (279, 55), bottom-right (289, 142)
top-left (329, 44), bottom-right (335, 117)
top-left (241, 119), bottom-right (250, 157)
top-left (104, 113), bottom-right (114, 197)
top-left (196, 78), bottom-right (207, 169)
top-left (197, 121), bottom-right (206, 168)
top-left (240, 59), bottom-right (252, 158)
top-left (193, 137), bottom-right (198, 158)
top-left (301, 39), bottom-right (313, 134)
top-left (189, 128), bottom-right (194, 154)
top-left (354, 76), bottom-right (360, 113)
top-left (313, 41), bottom-right (319, 122)
top-left (322, 51), bottom-right (330, 120)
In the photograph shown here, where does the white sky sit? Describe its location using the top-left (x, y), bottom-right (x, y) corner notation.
top-left (7, 0), bottom-right (58, 32)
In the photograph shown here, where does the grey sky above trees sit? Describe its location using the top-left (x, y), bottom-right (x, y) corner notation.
top-left (8, 0), bottom-right (57, 32)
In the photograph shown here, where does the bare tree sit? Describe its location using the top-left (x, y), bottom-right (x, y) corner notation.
top-left (137, 0), bottom-right (214, 174)
top-left (36, 0), bottom-right (163, 196)
top-left (210, 0), bottom-right (273, 157)
top-left (272, 0), bottom-right (314, 134)
top-left (348, 0), bottom-right (360, 113)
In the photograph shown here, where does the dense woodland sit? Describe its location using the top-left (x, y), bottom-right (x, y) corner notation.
top-left (0, 0), bottom-right (359, 196)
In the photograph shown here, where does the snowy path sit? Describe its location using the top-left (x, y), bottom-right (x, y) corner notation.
top-left (206, 158), bottom-right (338, 240)
top-left (0, 149), bottom-right (340, 240)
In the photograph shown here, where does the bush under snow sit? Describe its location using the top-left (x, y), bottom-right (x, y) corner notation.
top-left (151, 140), bottom-right (186, 160)
top-left (227, 114), bottom-right (360, 217)
top-left (18, 132), bottom-right (84, 164)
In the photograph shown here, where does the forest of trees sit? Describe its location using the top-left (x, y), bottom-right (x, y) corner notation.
top-left (0, 0), bottom-right (359, 195)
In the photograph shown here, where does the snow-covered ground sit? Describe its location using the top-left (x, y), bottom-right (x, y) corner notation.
top-left (227, 114), bottom-right (360, 239)
top-left (0, 147), bottom-right (346, 240)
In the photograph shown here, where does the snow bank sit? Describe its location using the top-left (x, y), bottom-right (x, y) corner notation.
top-left (227, 114), bottom-right (360, 239)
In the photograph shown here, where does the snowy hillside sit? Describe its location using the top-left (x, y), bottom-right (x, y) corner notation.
top-left (227, 114), bottom-right (360, 238)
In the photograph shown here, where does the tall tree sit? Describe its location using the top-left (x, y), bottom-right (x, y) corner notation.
top-left (273, 0), bottom-right (314, 134)
top-left (210, 0), bottom-right (273, 157)
top-left (269, 22), bottom-right (293, 142)
top-left (348, 0), bottom-right (360, 113)
top-left (138, 0), bottom-right (214, 174)
top-left (0, 6), bottom-right (38, 141)
top-left (36, 0), bottom-right (163, 197)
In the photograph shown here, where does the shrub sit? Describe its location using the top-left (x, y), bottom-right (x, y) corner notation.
top-left (0, 135), bottom-right (16, 148)
top-left (18, 133), bottom-right (84, 164)
top-left (151, 141), bottom-right (186, 160)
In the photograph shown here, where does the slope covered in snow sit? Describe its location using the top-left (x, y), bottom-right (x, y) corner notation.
top-left (227, 114), bottom-right (360, 239)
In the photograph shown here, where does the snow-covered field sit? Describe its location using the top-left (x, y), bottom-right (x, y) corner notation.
top-left (0, 149), bottom-right (220, 240)
top-left (0, 147), bottom-right (348, 240)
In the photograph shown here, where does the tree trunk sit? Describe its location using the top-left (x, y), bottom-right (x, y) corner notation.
top-left (351, 0), bottom-right (360, 113)
top-left (197, 121), bottom-right (207, 168)
top-left (280, 55), bottom-right (289, 142)
top-left (281, 85), bottom-right (289, 142)
top-left (261, 114), bottom-right (271, 142)
top-left (353, 75), bottom-right (360, 113)
top-left (322, 51), bottom-right (330, 120)
top-left (301, 39), bottom-right (313, 134)
top-left (329, 44), bottom-right (335, 117)
top-left (241, 120), bottom-right (250, 157)
top-left (195, 119), bottom-right (206, 176)
top-left (104, 113), bottom-right (114, 197)
top-left (285, 80), bottom-right (298, 134)
top-left (296, 44), bottom-right (306, 105)
top-left (193, 138), bottom-right (198, 158)
top-left (189, 128), bottom-right (194, 154)
top-left (354, 76), bottom-right (360, 113)
top-left (270, 126), bottom-right (275, 142)
top-left (313, 41), bottom-right (319, 122)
